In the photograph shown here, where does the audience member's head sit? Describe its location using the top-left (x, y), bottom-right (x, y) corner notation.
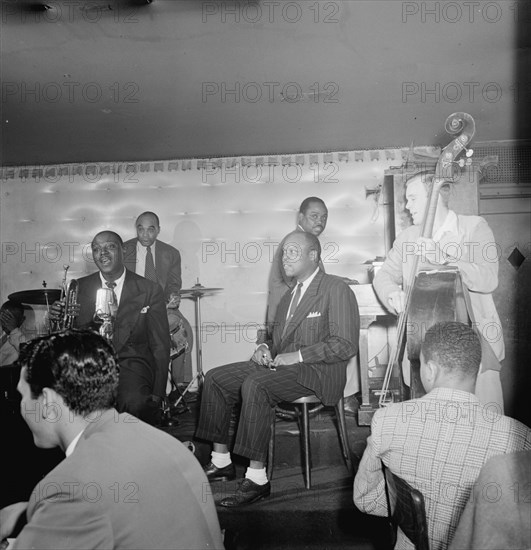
top-left (420, 321), bottom-right (481, 393)
top-left (0, 300), bottom-right (25, 334)
top-left (135, 211), bottom-right (161, 248)
top-left (298, 197), bottom-right (328, 236)
top-left (282, 230), bottom-right (321, 281)
top-left (17, 330), bottom-right (119, 448)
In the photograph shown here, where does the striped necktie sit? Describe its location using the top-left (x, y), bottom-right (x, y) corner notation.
top-left (282, 282), bottom-right (303, 337)
top-left (144, 245), bottom-right (157, 282)
top-left (105, 281), bottom-right (118, 308)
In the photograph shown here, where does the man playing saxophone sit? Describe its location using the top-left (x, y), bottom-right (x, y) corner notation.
top-left (50, 231), bottom-right (170, 426)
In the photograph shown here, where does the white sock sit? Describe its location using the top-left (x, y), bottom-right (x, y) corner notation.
top-left (245, 467), bottom-right (268, 486)
top-left (211, 451), bottom-right (231, 469)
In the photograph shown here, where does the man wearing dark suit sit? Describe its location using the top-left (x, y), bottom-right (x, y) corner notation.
top-left (123, 211), bottom-right (182, 302)
top-left (123, 211), bottom-right (192, 383)
top-left (196, 230), bottom-right (360, 507)
top-left (74, 230), bottom-right (170, 425)
top-left (0, 330), bottom-right (224, 550)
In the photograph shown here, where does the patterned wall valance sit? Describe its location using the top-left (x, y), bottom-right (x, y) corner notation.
top-left (0, 147), bottom-right (441, 181)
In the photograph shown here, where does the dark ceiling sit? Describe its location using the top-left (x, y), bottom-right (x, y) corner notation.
top-left (1, 0), bottom-right (529, 166)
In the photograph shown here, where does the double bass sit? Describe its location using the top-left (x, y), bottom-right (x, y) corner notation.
top-left (379, 112), bottom-right (476, 404)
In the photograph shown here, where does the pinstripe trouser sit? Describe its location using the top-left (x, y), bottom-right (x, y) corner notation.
top-left (195, 361), bottom-right (316, 462)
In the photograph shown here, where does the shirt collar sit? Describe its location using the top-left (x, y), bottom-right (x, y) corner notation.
top-left (433, 209), bottom-right (458, 242)
top-left (136, 240), bottom-right (156, 255)
top-left (65, 429), bottom-right (85, 457)
top-left (296, 266), bottom-right (320, 292)
top-left (99, 267), bottom-right (126, 287)
top-left (423, 386), bottom-right (479, 404)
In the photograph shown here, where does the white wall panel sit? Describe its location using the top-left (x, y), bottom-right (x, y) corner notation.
top-left (1, 150), bottom-right (404, 372)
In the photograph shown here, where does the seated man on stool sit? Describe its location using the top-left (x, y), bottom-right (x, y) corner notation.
top-left (196, 231), bottom-right (360, 507)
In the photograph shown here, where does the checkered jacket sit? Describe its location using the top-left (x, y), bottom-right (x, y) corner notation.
top-left (353, 388), bottom-right (531, 550)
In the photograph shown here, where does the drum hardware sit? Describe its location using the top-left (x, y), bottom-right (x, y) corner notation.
top-left (171, 280), bottom-right (223, 409)
top-left (8, 267), bottom-right (79, 334)
top-left (8, 288), bottom-right (62, 306)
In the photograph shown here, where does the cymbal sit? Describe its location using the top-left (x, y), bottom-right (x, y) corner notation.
top-left (8, 288), bottom-right (62, 305)
top-left (180, 284), bottom-right (223, 297)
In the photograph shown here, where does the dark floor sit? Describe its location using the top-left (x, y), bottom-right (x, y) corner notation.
top-left (160, 389), bottom-right (391, 550)
top-left (2, 384), bottom-right (391, 550)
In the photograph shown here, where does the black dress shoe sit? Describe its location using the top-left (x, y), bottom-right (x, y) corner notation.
top-left (203, 461), bottom-right (236, 482)
top-left (219, 478), bottom-right (271, 507)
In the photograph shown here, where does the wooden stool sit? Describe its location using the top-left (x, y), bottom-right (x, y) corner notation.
top-left (267, 395), bottom-right (353, 489)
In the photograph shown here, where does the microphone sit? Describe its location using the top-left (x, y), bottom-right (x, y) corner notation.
top-left (95, 288), bottom-right (116, 341)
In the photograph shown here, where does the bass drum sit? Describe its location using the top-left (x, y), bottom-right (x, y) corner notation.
top-left (167, 309), bottom-right (194, 384)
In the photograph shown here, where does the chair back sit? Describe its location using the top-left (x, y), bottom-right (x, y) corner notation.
top-left (382, 463), bottom-right (430, 550)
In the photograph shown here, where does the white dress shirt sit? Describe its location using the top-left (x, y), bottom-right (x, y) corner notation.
top-left (99, 268), bottom-right (127, 306)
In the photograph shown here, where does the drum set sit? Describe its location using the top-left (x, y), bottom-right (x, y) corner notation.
top-left (7, 287), bottom-right (62, 338)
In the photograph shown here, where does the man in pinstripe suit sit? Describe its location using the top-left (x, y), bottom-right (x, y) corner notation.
top-left (196, 231), bottom-right (360, 507)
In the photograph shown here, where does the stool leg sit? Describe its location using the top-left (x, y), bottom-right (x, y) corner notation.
top-left (300, 403), bottom-right (312, 489)
top-left (267, 416), bottom-right (276, 482)
top-left (336, 398), bottom-right (353, 475)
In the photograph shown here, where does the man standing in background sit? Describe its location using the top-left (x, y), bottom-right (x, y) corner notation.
top-left (124, 211), bottom-right (182, 302)
top-left (267, 197), bottom-right (328, 328)
top-left (124, 211), bottom-right (192, 385)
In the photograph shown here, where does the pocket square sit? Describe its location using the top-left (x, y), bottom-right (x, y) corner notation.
top-left (307, 311), bottom-right (321, 318)
top-left (140, 306), bottom-right (150, 314)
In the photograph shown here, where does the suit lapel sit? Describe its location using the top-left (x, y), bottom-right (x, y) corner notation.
top-left (155, 242), bottom-right (166, 284)
top-left (123, 241), bottom-right (138, 275)
top-left (279, 270), bottom-right (324, 345)
top-left (114, 270), bottom-right (147, 350)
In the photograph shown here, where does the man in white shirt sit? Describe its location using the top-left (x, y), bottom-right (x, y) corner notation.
top-left (373, 171), bottom-right (504, 408)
